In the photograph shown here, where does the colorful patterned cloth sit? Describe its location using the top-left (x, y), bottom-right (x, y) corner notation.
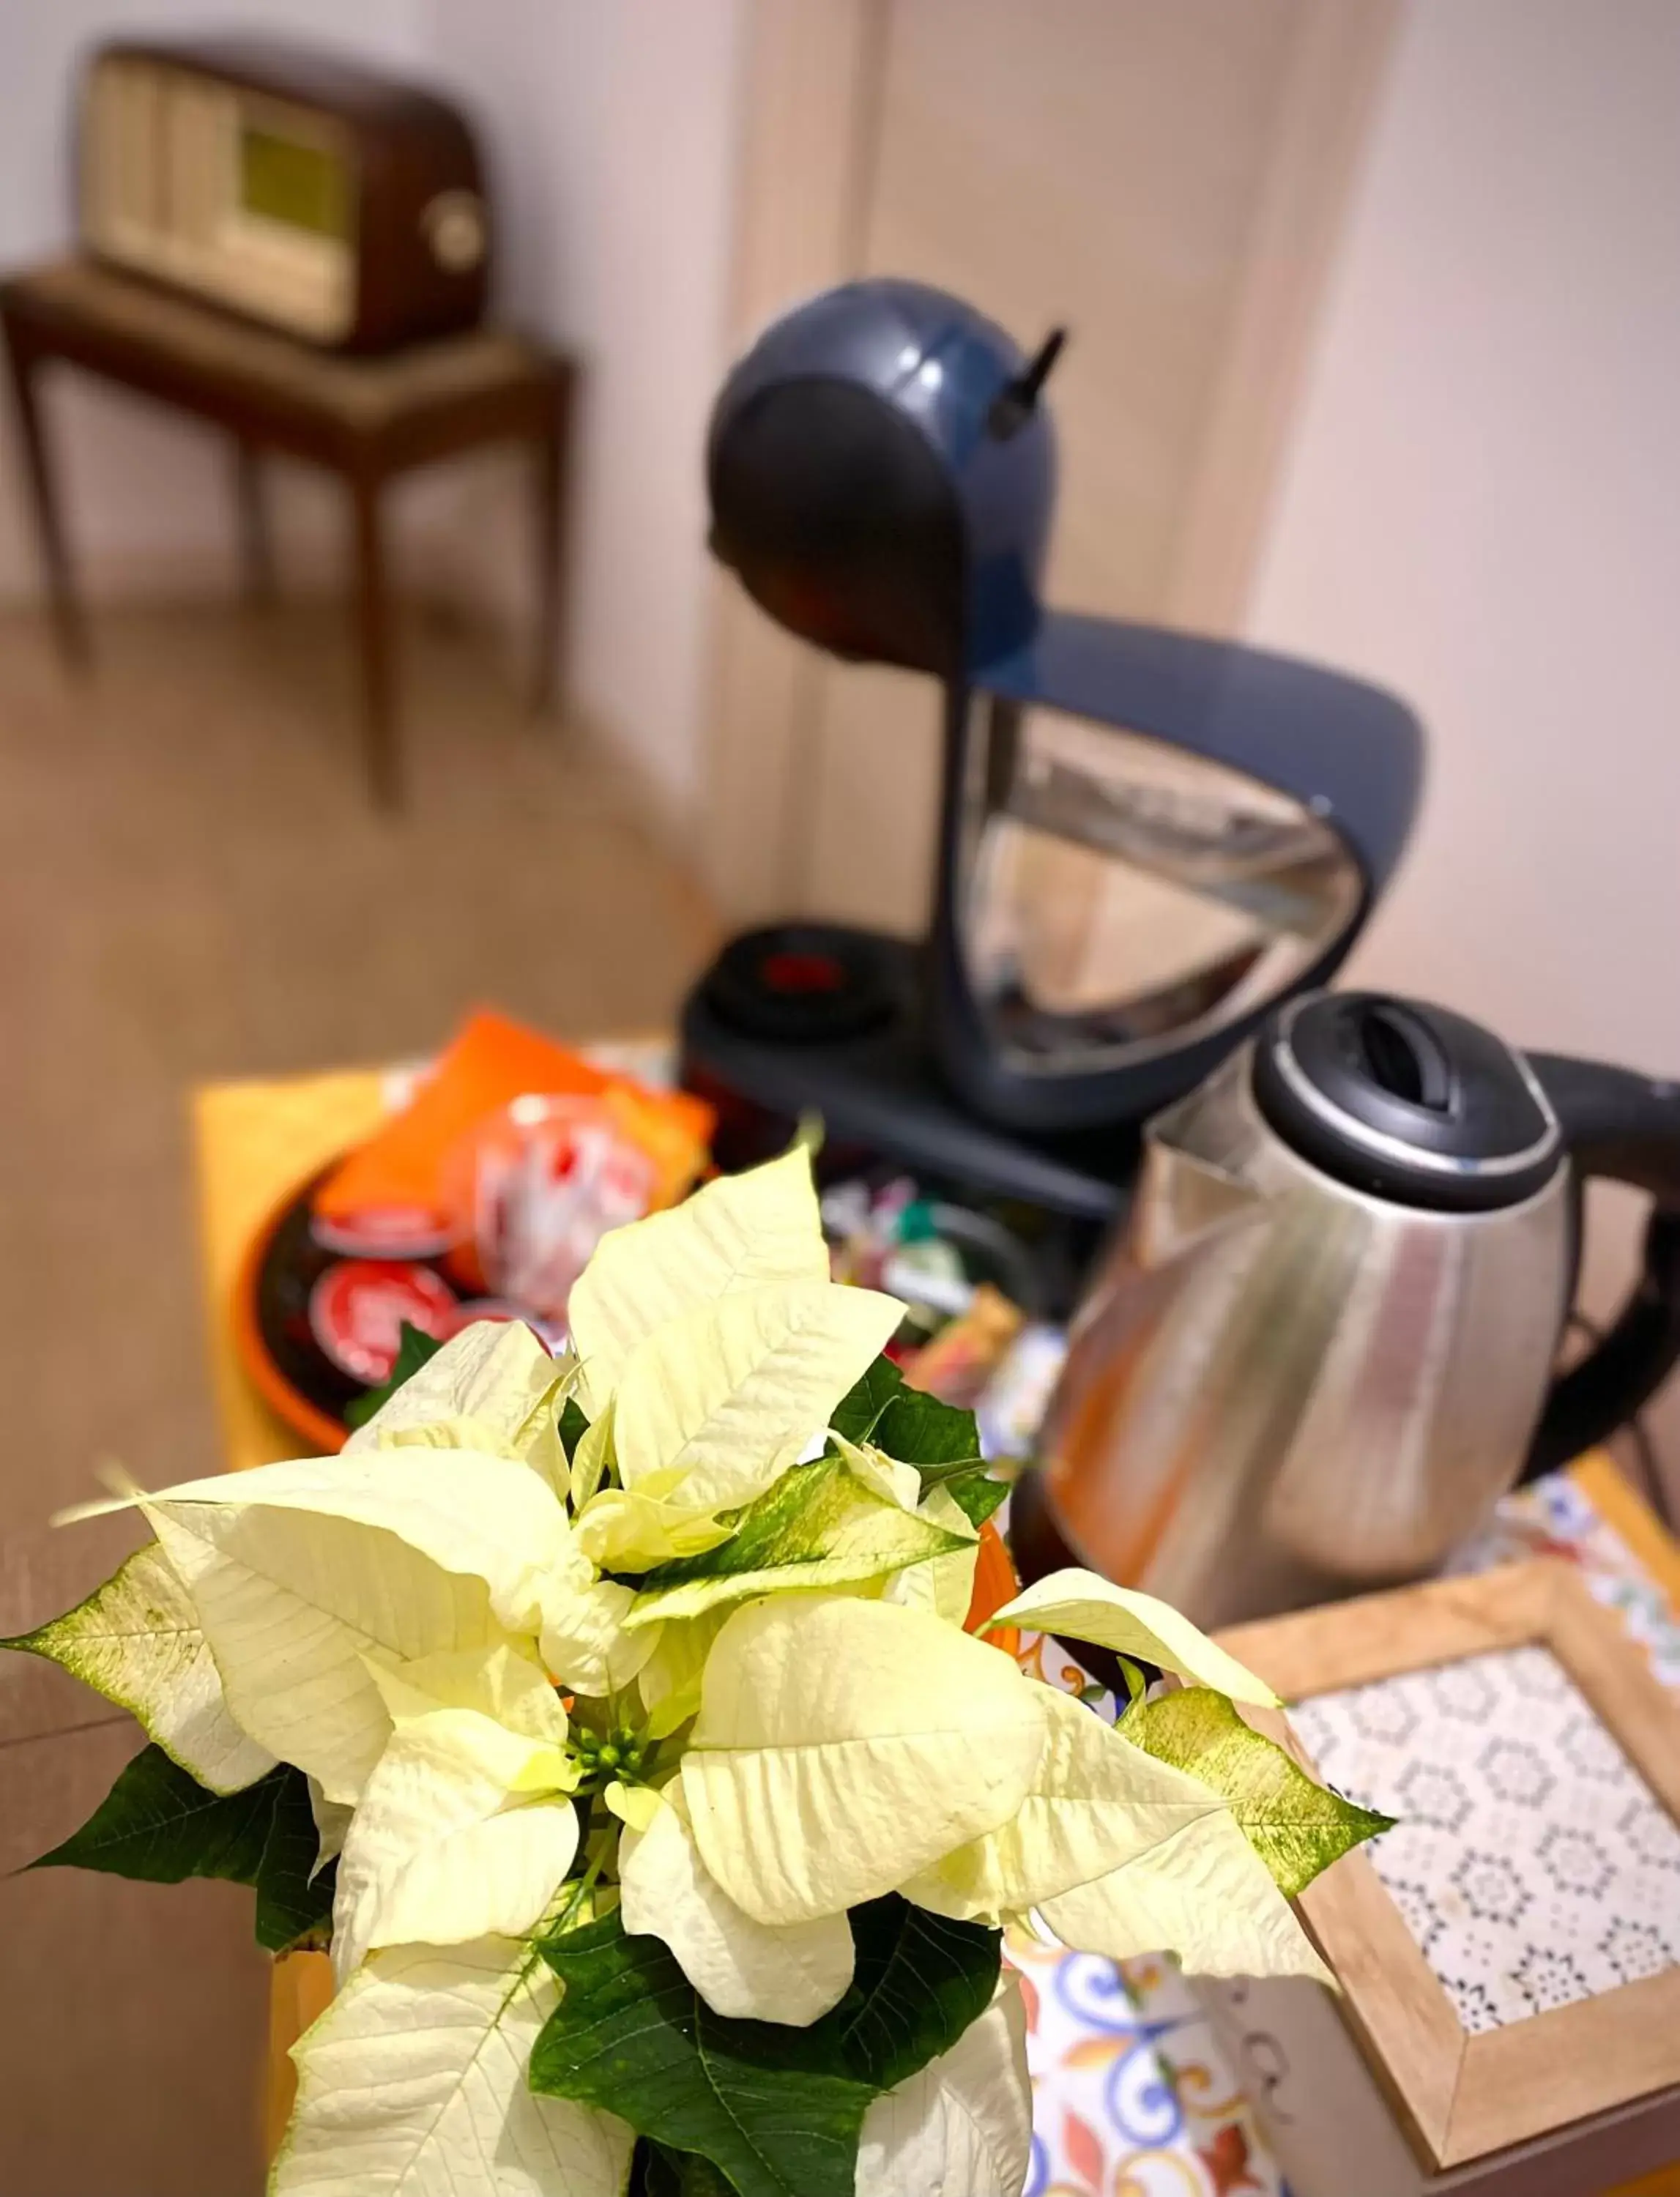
top-left (1011, 1462), bottom-right (1680, 2197)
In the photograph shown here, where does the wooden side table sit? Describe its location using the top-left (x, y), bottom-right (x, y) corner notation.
top-left (0, 257), bottom-right (574, 806)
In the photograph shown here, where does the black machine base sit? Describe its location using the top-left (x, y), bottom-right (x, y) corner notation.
top-left (680, 924), bottom-right (1141, 1226)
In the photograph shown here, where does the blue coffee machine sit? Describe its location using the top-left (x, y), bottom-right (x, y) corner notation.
top-left (683, 280), bottom-right (1423, 1223)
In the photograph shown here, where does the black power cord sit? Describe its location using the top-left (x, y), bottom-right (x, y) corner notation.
top-left (1566, 1311), bottom-right (1673, 1530)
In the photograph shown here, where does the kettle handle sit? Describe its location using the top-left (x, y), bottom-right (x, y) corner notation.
top-left (1522, 1052), bottom-right (1680, 1477)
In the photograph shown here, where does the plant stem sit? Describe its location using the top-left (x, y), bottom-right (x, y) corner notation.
top-left (548, 1791), bottom-right (611, 1937)
top-left (552, 1846), bottom-right (609, 1936)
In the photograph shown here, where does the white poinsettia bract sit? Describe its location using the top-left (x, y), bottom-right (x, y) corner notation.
top-left (15, 1146), bottom-right (1382, 2197)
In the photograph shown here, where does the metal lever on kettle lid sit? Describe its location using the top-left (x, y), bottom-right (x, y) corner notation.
top-left (1523, 1052), bottom-right (1680, 1478)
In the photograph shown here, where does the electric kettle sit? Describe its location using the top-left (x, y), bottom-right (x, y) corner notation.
top-left (1014, 990), bottom-right (1680, 1629)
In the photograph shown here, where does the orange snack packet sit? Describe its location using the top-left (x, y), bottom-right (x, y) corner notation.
top-left (315, 1008), bottom-right (712, 1233)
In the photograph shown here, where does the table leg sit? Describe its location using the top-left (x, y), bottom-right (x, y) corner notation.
top-left (349, 472), bottom-right (401, 808)
top-left (0, 315), bottom-right (89, 672)
top-left (231, 439), bottom-right (275, 607)
top-left (529, 372), bottom-right (570, 717)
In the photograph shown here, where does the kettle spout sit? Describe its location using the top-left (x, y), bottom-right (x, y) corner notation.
top-left (1132, 1123), bottom-right (1270, 1270)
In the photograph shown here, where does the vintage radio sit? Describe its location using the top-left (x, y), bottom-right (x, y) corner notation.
top-left (79, 38), bottom-right (491, 352)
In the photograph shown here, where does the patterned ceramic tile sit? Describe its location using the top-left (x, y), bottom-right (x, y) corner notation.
top-left (1290, 1644), bottom-right (1680, 2031)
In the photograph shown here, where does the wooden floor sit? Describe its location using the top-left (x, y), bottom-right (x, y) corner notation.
top-left (0, 598), bottom-right (717, 2195)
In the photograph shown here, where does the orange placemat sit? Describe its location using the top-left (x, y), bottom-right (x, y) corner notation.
top-left (194, 1067), bottom-right (393, 1473)
top-left (1572, 1448), bottom-right (1680, 1613)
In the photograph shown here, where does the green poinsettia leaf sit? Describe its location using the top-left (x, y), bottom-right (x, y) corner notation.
top-left (828, 1356), bottom-right (907, 1447)
top-left (558, 1396), bottom-right (592, 1463)
top-left (830, 1354), bottom-right (984, 1490)
top-left (838, 1895), bottom-right (1001, 2093)
top-left (343, 1321), bottom-right (445, 1428)
top-left (1126, 1687), bottom-right (1394, 1897)
top-left (935, 1469), bottom-right (1009, 1530)
top-left (876, 1393), bottom-right (981, 1473)
top-left (869, 1397), bottom-right (975, 1468)
top-left (625, 1456), bottom-right (969, 1627)
top-left (250, 1782), bottom-right (338, 1952)
top-left (635, 2145), bottom-right (733, 2197)
top-left (531, 1908), bottom-right (874, 2197)
top-left (29, 1741), bottom-right (335, 1951)
top-left (532, 1895), bottom-right (999, 2197)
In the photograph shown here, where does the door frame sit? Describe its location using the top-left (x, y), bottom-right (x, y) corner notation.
top-left (696, 0), bottom-right (1400, 921)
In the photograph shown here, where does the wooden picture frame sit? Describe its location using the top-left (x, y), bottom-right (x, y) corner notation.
top-left (1221, 1561), bottom-right (1680, 2171)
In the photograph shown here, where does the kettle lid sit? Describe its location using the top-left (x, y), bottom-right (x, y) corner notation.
top-left (1252, 992), bottom-right (1563, 1211)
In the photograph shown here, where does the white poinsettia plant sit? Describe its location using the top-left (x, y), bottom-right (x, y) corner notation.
top-left (11, 1150), bottom-right (1387, 2197)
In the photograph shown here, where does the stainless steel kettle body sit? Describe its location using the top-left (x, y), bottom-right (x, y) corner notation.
top-left (1035, 992), bottom-right (1680, 1629)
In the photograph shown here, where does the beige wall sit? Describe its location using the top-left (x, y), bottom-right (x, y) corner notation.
top-left (1244, 0), bottom-right (1680, 1381)
top-left (415, 0), bottom-right (747, 819)
top-left (1249, 0), bottom-right (1680, 1068)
